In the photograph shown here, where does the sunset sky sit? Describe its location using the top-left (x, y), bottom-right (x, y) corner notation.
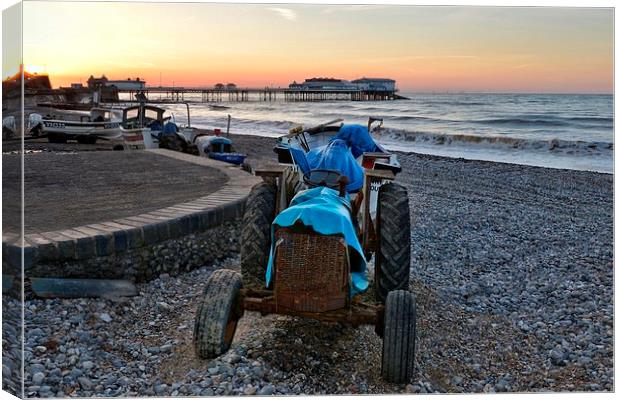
top-left (11, 2), bottom-right (614, 93)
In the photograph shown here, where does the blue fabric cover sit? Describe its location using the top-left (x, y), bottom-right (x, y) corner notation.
top-left (162, 121), bottom-right (178, 135)
top-left (209, 136), bottom-right (232, 145)
top-left (207, 137), bottom-right (232, 153)
top-left (331, 124), bottom-right (379, 159)
top-left (289, 146), bottom-right (311, 175)
top-left (149, 120), bottom-right (163, 132)
top-left (208, 152), bottom-right (246, 166)
top-left (265, 187), bottom-right (368, 296)
top-left (306, 139), bottom-right (364, 193)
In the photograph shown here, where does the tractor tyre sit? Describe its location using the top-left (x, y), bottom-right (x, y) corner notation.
top-left (381, 290), bottom-right (417, 383)
top-left (240, 181), bottom-right (277, 285)
top-left (194, 269), bottom-right (244, 358)
top-left (375, 182), bottom-right (411, 302)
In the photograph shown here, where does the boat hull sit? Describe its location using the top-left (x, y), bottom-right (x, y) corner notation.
top-left (41, 120), bottom-right (122, 139)
top-left (120, 127), bottom-right (160, 150)
top-left (208, 152), bottom-right (247, 165)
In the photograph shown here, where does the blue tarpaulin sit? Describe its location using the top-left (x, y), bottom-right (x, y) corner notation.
top-left (289, 146), bottom-right (311, 174)
top-left (209, 136), bottom-right (232, 145)
top-left (162, 121), bottom-right (178, 135)
top-left (306, 139), bottom-right (364, 193)
top-left (265, 187), bottom-right (368, 296)
top-left (285, 124), bottom-right (379, 192)
top-left (331, 124), bottom-right (379, 159)
top-left (149, 120), bottom-right (163, 131)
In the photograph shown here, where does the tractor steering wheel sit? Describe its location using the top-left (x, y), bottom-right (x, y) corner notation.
top-left (303, 169), bottom-right (342, 190)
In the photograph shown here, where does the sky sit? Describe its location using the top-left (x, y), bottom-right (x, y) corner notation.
top-left (11, 2), bottom-right (614, 93)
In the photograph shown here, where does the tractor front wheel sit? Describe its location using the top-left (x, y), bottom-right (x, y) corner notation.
top-left (194, 269), bottom-right (244, 359)
top-left (240, 182), bottom-right (276, 285)
top-left (381, 290), bottom-right (417, 383)
top-left (375, 182), bottom-right (411, 302)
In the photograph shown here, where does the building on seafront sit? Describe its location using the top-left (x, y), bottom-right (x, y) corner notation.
top-left (351, 77), bottom-right (396, 92)
top-left (289, 77), bottom-right (396, 91)
top-left (87, 75), bottom-right (146, 91)
top-left (289, 77), bottom-right (358, 90)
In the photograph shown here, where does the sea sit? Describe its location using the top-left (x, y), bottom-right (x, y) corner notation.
top-left (133, 93), bottom-right (615, 173)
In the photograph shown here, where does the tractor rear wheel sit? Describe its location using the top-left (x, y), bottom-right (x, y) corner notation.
top-left (375, 182), bottom-right (411, 302)
top-left (381, 290), bottom-right (417, 383)
top-left (194, 269), bottom-right (244, 358)
top-left (240, 181), bottom-right (276, 285)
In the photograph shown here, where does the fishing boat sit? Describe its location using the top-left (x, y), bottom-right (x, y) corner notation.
top-left (120, 103), bottom-right (168, 149)
top-left (120, 94), bottom-right (194, 150)
top-left (176, 114), bottom-right (246, 165)
top-left (194, 134), bottom-right (247, 165)
top-left (119, 95), bottom-right (245, 164)
top-left (29, 108), bottom-right (123, 143)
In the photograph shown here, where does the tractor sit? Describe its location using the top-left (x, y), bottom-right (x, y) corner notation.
top-left (193, 118), bottom-right (416, 383)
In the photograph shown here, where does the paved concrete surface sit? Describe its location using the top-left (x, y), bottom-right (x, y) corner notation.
top-left (2, 151), bottom-right (228, 234)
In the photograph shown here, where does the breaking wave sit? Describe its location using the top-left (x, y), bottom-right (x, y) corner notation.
top-left (167, 92), bottom-right (613, 172)
top-left (470, 116), bottom-right (613, 127)
top-left (376, 128), bottom-right (613, 154)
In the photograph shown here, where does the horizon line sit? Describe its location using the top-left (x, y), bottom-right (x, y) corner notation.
top-left (5, 72), bottom-right (612, 96)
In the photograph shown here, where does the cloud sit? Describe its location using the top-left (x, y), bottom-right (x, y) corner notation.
top-left (322, 5), bottom-right (387, 14)
top-left (407, 55), bottom-right (479, 60)
top-left (269, 7), bottom-right (297, 21)
top-left (103, 60), bottom-right (155, 68)
top-left (355, 55), bottom-right (479, 64)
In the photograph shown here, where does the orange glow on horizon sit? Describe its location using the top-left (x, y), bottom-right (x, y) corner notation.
top-left (20, 3), bottom-right (613, 94)
top-left (24, 65), bottom-right (48, 75)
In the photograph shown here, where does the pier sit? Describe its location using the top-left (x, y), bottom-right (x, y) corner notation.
top-left (116, 86), bottom-right (405, 103)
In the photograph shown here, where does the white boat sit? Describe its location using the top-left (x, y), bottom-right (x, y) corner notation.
top-left (120, 103), bottom-right (167, 149)
top-left (120, 99), bottom-right (194, 151)
top-left (29, 108), bottom-right (123, 144)
top-left (192, 134), bottom-right (247, 165)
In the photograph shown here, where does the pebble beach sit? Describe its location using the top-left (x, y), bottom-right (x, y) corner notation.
top-left (3, 133), bottom-right (613, 396)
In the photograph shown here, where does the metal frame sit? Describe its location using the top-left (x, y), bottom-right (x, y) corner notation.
top-left (254, 165), bottom-right (288, 213)
top-left (238, 288), bottom-right (384, 328)
top-left (248, 132), bottom-right (400, 328)
top-left (360, 167), bottom-right (395, 255)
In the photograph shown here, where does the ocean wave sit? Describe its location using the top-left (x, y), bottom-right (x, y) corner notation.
top-left (192, 114), bottom-right (298, 133)
top-left (376, 128), bottom-right (614, 155)
top-left (389, 115), bottom-right (444, 122)
top-left (469, 115), bottom-right (613, 128)
top-left (471, 118), bottom-right (570, 127)
top-left (416, 100), bottom-right (488, 106)
top-left (195, 113), bottom-right (614, 156)
top-left (566, 116), bottom-right (613, 123)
